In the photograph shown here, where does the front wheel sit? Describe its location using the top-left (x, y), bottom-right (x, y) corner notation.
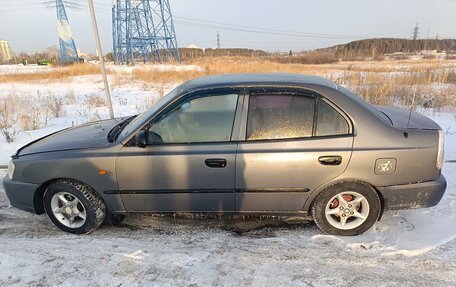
top-left (44, 180), bottom-right (106, 234)
top-left (311, 182), bottom-right (381, 236)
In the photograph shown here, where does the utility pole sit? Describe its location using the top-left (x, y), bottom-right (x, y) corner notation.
top-left (217, 30), bottom-right (221, 49)
top-left (371, 43), bottom-right (376, 60)
top-left (436, 34), bottom-right (440, 51)
top-left (423, 27), bottom-right (430, 51)
top-left (88, 0), bottom-right (114, 119)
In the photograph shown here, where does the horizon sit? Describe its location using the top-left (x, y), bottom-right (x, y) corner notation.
top-left (5, 37), bottom-right (456, 58)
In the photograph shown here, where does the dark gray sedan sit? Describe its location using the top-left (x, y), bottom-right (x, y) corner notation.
top-left (3, 74), bottom-right (446, 235)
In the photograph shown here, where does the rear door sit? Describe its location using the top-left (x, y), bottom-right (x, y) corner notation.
top-left (235, 88), bottom-right (354, 213)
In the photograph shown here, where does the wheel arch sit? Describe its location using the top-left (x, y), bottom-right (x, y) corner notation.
top-left (304, 178), bottom-right (385, 218)
top-left (34, 177), bottom-right (106, 215)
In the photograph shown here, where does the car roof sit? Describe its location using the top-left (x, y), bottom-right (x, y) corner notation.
top-left (180, 73), bottom-right (338, 93)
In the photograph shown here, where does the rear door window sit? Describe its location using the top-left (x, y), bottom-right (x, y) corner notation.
top-left (246, 94), bottom-right (315, 141)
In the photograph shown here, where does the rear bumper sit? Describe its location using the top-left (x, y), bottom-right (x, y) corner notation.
top-left (2, 176), bottom-right (39, 214)
top-left (377, 174), bottom-right (447, 210)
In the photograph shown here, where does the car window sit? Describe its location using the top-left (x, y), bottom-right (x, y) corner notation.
top-left (246, 94), bottom-right (315, 141)
top-left (315, 100), bottom-right (349, 136)
top-left (148, 93), bottom-right (238, 144)
top-left (117, 85), bottom-right (182, 142)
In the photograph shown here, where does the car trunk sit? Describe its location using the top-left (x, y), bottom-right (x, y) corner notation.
top-left (376, 106), bottom-right (441, 130)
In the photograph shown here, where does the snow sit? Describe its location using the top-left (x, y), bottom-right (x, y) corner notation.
top-left (0, 63), bottom-right (204, 76)
top-left (107, 62), bottom-right (204, 74)
top-left (0, 68), bottom-right (456, 285)
top-left (1, 174), bottom-right (456, 286)
top-left (0, 64), bottom-right (52, 75)
top-left (0, 71), bottom-right (180, 164)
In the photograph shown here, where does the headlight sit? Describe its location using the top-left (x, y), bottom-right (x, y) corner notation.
top-left (436, 129), bottom-right (444, 170)
top-left (7, 160), bottom-right (15, 180)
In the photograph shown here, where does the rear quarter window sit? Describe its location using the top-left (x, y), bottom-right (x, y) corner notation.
top-left (315, 99), bottom-right (350, 136)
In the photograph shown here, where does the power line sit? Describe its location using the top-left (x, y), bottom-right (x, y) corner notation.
top-left (2, 3), bottom-right (407, 40)
top-left (175, 15), bottom-right (372, 39)
top-left (1, 1), bottom-right (112, 13)
top-left (173, 16), bottom-right (408, 40)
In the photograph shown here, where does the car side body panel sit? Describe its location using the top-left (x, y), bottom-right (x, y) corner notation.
top-left (306, 85), bottom-right (441, 184)
top-left (235, 136), bottom-right (353, 212)
top-left (116, 143), bottom-right (237, 212)
top-left (7, 146), bottom-right (124, 214)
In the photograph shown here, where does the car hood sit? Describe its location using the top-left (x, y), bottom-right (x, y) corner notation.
top-left (15, 119), bottom-right (122, 157)
top-left (376, 106), bottom-right (441, 130)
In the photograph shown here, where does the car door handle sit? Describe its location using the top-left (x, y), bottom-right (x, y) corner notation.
top-left (205, 158), bottom-right (227, 168)
top-left (318, 156), bottom-right (342, 166)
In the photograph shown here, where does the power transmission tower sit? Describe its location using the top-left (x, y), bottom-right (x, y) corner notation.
top-left (112, 0), bottom-right (181, 65)
top-left (56, 0), bottom-right (80, 64)
top-left (217, 30), bottom-right (221, 49)
top-left (412, 23), bottom-right (420, 41)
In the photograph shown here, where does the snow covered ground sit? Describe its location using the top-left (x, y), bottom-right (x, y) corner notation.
top-left (0, 66), bottom-right (456, 286)
top-left (0, 156), bottom-right (455, 286)
top-left (0, 64), bottom-right (53, 75)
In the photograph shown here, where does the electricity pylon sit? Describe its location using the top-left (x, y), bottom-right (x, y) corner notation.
top-left (112, 0), bottom-right (180, 65)
top-left (56, 0), bottom-right (80, 64)
top-left (412, 23), bottom-right (420, 41)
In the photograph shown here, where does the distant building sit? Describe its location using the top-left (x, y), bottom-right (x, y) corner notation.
top-left (186, 43), bottom-right (200, 49)
top-left (0, 40), bottom-right (12, 61)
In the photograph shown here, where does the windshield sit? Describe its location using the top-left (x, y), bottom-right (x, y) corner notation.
top-left (107, 115), bottom-right (137, 142)
top-left (117, 85), bottom-right (182, 142)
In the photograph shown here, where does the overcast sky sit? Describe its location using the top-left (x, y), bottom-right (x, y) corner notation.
top-left (1, 0), bottom-right (455, 54)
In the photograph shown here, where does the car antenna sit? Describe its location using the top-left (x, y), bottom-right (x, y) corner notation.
top-left (407, 88), bottom-right (416, 128)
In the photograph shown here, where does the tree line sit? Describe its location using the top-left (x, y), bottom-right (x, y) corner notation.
top-left (320, 38), bottom-right (456, 60)
top-left (3, 38), bottom-right (456, 65)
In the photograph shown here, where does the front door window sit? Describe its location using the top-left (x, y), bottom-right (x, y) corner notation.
top-left (149, 93), bottom-right (238, 144)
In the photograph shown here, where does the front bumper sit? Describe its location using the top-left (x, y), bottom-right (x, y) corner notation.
top-left (2, 176), bottom-right (39, 214)
top-left (377, 174), bottom-right (447, 210)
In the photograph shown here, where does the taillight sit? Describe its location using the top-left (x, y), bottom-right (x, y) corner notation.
top-left (436, 129), bottom-right (444, 170)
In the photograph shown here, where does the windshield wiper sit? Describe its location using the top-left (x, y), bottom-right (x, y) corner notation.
top-left (107, 115), bottom-right (137, 142)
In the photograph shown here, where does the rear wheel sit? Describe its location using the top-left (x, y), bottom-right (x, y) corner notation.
top-left (44, 180), bottom-right (106, 234)
top-left (311, 182), bottom-right (381, 236)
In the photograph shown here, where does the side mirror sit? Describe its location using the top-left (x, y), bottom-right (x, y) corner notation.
top-left (135, 130), bottom-right (147, 148)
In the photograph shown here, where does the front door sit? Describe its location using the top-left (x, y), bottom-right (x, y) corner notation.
top-left (236, 89), bottom-right (354, 213)
top-left (116, 90), bottom-right (241, 213)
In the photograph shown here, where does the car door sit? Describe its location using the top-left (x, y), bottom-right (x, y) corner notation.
top-left (235, 88), bottom-right (354, 213)
top-left (116, 89), bottom-right (242, 213)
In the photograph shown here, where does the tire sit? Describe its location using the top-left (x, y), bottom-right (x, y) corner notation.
top-left (311, 181), bottom-right (381, 236)
top-left (43, 180), bottom-right (106, 234)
